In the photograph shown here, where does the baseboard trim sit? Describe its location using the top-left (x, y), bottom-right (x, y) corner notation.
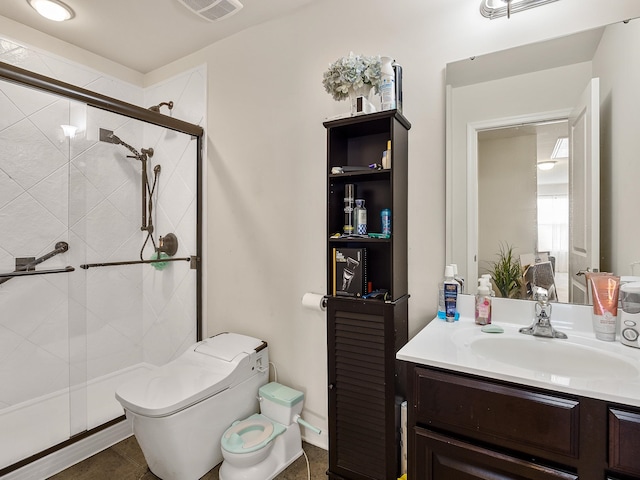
top-left (2, 420), bottom-right (133, 480)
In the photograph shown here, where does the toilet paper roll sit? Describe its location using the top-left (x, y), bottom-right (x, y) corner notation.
top-left (302, 292), bottom-right (327, 312)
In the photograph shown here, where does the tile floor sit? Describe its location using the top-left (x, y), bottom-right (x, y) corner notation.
top-left (48, 435), bottom-right (328, 480)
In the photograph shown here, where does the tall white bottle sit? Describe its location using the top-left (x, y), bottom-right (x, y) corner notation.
top-left (380, 56), bottom-right (396, 110)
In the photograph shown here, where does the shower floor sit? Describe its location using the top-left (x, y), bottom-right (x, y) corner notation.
top-left (0, 363), bottom-right (154, 471)
top-left (48, 435), bottom-right (328, 480)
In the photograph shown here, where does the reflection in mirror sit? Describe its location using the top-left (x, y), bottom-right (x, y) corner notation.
top-left (478, 120), bottom-right (569, 302)
top-left (446, 18), bottom-right (640, 304)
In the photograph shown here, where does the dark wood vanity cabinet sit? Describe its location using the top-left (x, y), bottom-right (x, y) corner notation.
top-left (406, 364), bottom-right (640, 480)
top-left (324, 111), bottom-right (410, 480)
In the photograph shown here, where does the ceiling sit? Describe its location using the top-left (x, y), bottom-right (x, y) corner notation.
top-left (478, 121), bottom-right (569, 186)
top-left (0, 0), bottom-right (315, 73)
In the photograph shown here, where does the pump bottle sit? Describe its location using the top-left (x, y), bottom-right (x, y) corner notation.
top-left (475, 278), bottom-right (492, 325)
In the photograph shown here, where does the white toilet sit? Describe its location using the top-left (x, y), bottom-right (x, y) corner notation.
top-left (219, 382), bottom-right (320, 480)
top-left (115, 332), bottom-right (269, 480)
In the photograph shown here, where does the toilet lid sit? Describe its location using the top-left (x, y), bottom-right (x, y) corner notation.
top-left (115, 360), bottom-right (233, 417)
top-left (221, 414), bottom-right (286, 454)
top-left (115, 333), bottom-right (266, 417)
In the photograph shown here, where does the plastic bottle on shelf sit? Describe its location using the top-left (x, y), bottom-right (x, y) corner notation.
top-left (380, 57), bottom-right (396, 110)
top-left (343, 184), bottom-right (355, 235)
top-left (354, 199), bottom-right (367, 235)
top-left (475, 278), bottom-right (492, 325)
top-left (381, 208), bottom-right (391, 236)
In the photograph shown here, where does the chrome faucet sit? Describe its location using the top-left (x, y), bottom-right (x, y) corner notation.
top-left (519, 289), bottom-right (567, 339)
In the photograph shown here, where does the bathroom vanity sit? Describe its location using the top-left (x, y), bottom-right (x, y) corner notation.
top-left (398, 296), bottom-right (640, 480)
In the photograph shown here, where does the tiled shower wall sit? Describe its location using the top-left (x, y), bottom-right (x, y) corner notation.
top-left (0, 37), bottom-right (204, 414)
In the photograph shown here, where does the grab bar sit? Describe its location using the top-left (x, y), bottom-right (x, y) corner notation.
top-left (28, 241), bottom-right (69, 267)
top-left (79, 256), bottom-right (195, 270)
top-left (0, 242), bottom-right (72, 284)
top-left (0, 266), bottom-right (75, 279)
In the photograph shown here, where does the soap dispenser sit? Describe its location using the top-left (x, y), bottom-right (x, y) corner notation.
top-left (475, 278), bottom-right (492, 325)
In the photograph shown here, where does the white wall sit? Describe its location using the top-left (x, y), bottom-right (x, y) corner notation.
top-left (4, 0), bottom-right (640, 452)
top-left (155, 0), bottom-right (640, 448)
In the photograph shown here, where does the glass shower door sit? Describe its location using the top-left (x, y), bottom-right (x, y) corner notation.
top-left (0, 80), bottom-right (75, 469)
top-left (0, 78), bottom-right (199, 472)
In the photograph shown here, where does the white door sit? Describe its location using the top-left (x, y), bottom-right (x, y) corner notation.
top-left (568, 78), bottom-right (600, 304)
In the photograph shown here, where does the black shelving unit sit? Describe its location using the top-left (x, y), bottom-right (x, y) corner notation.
top-left (324, 110), bottom-right (410, 480)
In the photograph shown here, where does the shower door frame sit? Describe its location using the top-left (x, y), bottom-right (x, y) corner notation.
top-left (0, 60), bottom-right (204, 474)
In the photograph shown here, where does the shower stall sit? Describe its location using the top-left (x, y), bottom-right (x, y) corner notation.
top-left (0, 61), bottom-right (203, 476)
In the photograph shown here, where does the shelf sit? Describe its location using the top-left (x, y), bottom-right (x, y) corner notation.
top-left (329, 237), bottom-right (391, 244)
top-left (329, 169), bottom-right (391, 181)
top-left (323, 109), bottom-right (411, 131)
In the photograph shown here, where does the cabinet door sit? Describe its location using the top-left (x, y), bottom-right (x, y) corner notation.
top-left (609, 408), bottom-right (640, 477)
top-left (327, 297), bottom-right (407, 480)
top-left (415, 429), bottom-right (578, 480)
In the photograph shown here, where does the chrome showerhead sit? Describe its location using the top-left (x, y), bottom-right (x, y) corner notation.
top-left (148, 101), bottom-right (174, 113)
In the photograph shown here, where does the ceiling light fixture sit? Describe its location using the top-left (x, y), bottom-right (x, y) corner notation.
top-left (480, 0), bottom-right (559, 19)
top-left (537, 161), bottom-right (557, 171)
top-left (27, 0), bottom-right (74, 22)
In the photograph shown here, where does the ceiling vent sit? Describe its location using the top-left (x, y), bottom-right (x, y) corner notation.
top-left (177, 0), bottom-right (243, 22)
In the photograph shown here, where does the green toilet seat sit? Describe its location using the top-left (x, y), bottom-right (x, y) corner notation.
top-left (221, 413), bottom-right (286, 454)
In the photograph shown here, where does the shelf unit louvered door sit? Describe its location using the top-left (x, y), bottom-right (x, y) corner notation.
top-left (327, 296), bottom-right (408, 480)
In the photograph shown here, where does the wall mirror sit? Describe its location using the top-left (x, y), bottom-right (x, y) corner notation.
top-left (446, 18), bottom-right (640, 304)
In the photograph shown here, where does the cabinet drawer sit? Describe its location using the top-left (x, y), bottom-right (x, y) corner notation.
top-left (415, 368), bottom-right (580, 460)
top-left (415, 428), bottom-right (578, 480)
top-left (609, 407), bottom-right (640, 476)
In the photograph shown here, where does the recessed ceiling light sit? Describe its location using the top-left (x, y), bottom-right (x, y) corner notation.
top-left (27, 0), bottom-right (74, 22)
top-left (538, 161), bottom-right (557, 171)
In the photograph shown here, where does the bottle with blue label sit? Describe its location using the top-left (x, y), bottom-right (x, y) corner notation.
top-left (354, 199), bottom-right (367, 235)
top-left (381, 208), bottom-right (391, 236)
top-left (380, 57), bottom-right (396, 110)
top-left (438, 265), bottom-right (459, 321)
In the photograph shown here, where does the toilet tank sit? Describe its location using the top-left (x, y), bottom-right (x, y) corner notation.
top-left (258, 382), bottom-right (304, 425)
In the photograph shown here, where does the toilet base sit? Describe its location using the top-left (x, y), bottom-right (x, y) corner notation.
top-left (219, 424), bottom-right (303, 480)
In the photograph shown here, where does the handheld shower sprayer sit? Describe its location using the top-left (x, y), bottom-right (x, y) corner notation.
top-left (148, 101), bottom-right (174, 113)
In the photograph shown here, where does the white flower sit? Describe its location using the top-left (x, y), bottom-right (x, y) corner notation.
top-left (322, 53), bottom-right (382, 101)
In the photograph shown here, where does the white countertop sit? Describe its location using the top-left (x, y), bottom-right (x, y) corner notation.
top-left (397, 295), bottom-right (640, 407)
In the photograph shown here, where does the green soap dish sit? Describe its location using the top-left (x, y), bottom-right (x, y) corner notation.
top-left (481, 324), bottom-right (504, 334)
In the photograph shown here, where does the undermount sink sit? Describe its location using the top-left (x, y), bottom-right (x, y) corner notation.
top-left (469, 335), bottom-right (640, 380)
